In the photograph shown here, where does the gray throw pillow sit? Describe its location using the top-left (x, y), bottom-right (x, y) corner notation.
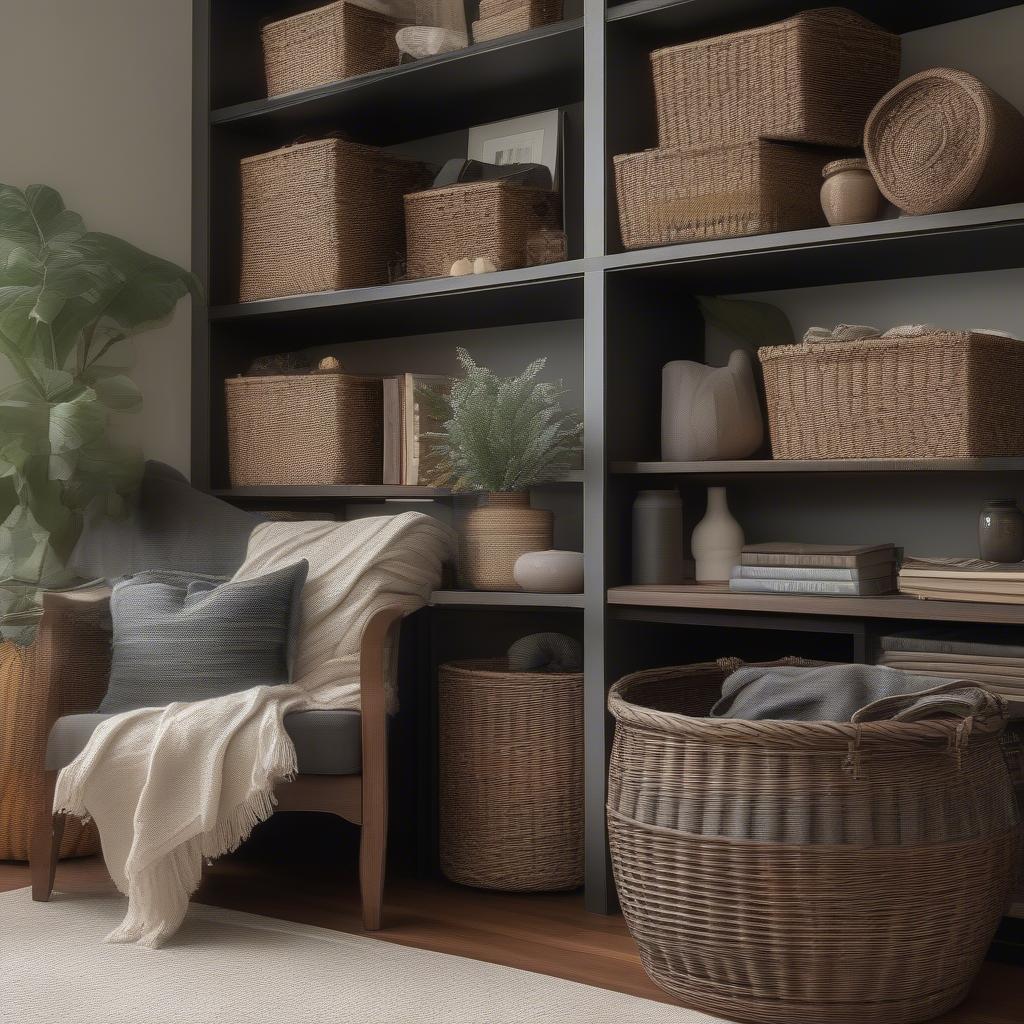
top-left (97, 561), bottom-right (308, 713)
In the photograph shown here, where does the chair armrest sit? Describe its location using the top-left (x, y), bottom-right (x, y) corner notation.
top-left (358, 604), bottom-right (408, 789)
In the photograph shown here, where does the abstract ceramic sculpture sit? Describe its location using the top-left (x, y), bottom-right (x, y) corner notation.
top-left (691, 486), bottom-right (744, 581)
top-left (513, 550), bottom-right (584, 593)
top-left (631, 490), bottom-right (686, 585)
top-left (661, 350), bottom-right (763, 461)
top-left (820, 158), bottom-right (883, 226)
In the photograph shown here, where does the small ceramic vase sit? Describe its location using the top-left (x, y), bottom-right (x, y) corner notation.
top-left (691, 487), bottom-right (744, 582)
top-left (979, 499), bottom-right (1024, 563)
top-left (513, 550), bottom-right (584, 593)
top-left (459, 492), bottom-right (553, 591)
top-left (820, 158), bottom-right (883, 227)
top-left (631, 490), bottom-right (686, 585)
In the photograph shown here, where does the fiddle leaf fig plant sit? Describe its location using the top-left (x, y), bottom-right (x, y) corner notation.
top-left (0, 184), bottom-right (199, 643)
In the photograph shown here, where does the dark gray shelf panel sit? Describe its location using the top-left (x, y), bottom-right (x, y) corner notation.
top-left (430, 590), bottom-right (585, 608)
top-left (209, 261), bottom-right (585, 338)
top-left (606, 0), bottom-right (1020, 36)
top-left (210, 21), bottom-right (584, 145)
top-left (613, 458), bottom-right (1024, 477)
top-left (603, 204), bottom-right (1024, 292)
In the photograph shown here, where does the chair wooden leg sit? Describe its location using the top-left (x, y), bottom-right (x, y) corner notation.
top-left (359, 777), bottom-right (387, 931)
top-left (31, 771), bottom-right (64, 902)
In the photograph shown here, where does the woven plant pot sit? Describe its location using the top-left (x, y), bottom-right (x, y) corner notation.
top-left (0, 638), bottom-right (105, 862)
top-left (404, 181), bottom-right (561, 281)
top-left (459, 492), bottom-right (553, 591)
top-left (225, 372), bottom-right (383, 486)
top-left (758, 330), bottom-right (1024, 459)
top-left (650, 7), bottom-right (899, 150)
top-left (239, 138), bottom-right (430, 302)
top-left (614, 140), bottom-right (835, 250)
top-left (865, 68), bottom-right (1024, 216)
top-left (439, 659), bottom-right (583, 891)
top-left (261, 1), bottom-right (400, 98)
top-left (472, 0), bottom-right (562, 43)
top-left (608, 660), bottom-right (1021, 1024)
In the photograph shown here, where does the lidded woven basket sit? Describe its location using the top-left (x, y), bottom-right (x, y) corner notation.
top-left (608, 659), bottom-right (1021, 1024)
top-left (865, 67), bottom-right (1024, 216)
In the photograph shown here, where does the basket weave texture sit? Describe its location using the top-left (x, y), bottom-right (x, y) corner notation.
top-left (225, 373), bottom-right (383, 486)
top-left (865, 67), bottom-right (1024, 216)
top-left (608, 660), bottom-right (1021, 1024)
top-left (439, 658), bottom-right (583, 891)
top-left (404, 180), bottom-right (561, 280)
top-left (758, 330), bottom-right (1024, 459)
top-left (473, 0), bottom-right (561, 42)
top-left (614, 140), bottom-right (834, 249)
top-left (261, 1), bottom-right (399, 98)
top-left (651, 7), bottom-right (899, 149)
top-left (458, 492), bottom-right (553, 591)
top-left (239, 138), bottom-right (430, 302)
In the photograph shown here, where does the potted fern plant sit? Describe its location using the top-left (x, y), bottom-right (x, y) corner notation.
top-left (421, 349), bottom-right (582, 591)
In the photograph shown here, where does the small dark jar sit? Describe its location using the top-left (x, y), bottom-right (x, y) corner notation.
top-left (978, 499), bottom-right (1024, 563)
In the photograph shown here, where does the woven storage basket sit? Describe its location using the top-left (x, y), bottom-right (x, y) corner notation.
top-left (261, 1), bottom-right (399, 98)
top-left (439, 658), bottom-right (583, 891)
top-left (404, 180), bottom-right (561, 280)
top-left (472, 0), bottom-right (562, 42)
top-left (225, 372), bottom-right (383, 486)
top-left (865, 68), bottom-right (1024, 216)
top-left (458, 492), bottom-right (553, 591)
top-left (651, 7), bottom-right (899, 150)
top-left (239, 138), bottom-right (430, 302)
top-left (758, 330), bottom-right (1024, 459)
top-left (608, 660), bottom-right (1021, 1024)
top-left (614, 140), bottom-right (834, 249)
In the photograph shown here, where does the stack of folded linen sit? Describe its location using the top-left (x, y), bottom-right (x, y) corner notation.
top-left (729, 542), bottom-right (898, 596)
top-left (899, 556), bottom-right (1024, 603)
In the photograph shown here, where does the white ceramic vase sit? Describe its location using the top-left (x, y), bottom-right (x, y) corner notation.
top-left (691, 487), bottom-right (744, 582)
top-left (631, 489), bottom-right (686, 585)
top-left (513, 550), bottom-right (584, 593)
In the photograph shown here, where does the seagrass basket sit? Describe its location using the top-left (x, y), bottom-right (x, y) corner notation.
top-left (608, 660), bottom-right (1022, 1024)
top-left (865, 68), bottom-right (1024, 216)
top-left (261, 1), bottom-right (399, 97)
top-left (239, 138), bottom-right (430, 301)
top-left (404, 180), bottom-right (561, 280)
top-left (758, 330), bottom-right (1024, 459)
top-left (651, 7), bottom-right (899, 149)
top-left (439, 658), bottom-right (583, 891)
top-left (614, 140), bottom-right (834, 249)
top-left (225, 372), bottom-right (383, 486)
top-left (472, 0), bottom-right (562, 42)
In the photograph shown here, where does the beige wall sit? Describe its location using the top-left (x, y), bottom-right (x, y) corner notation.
top-left (0, 0), bottom-right (192, 475)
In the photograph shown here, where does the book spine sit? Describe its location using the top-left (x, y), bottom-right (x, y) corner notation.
top-left (729, 578), bottom-right (893, 596)
top-left (732, 565), bottom-right (861, 581)
top-left (741, 552), bottom-right (890, 569)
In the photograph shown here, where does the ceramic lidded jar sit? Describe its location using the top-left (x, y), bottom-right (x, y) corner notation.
top-left (513, 550), bottom-right (584, 593)
top-left (820, 158), bottom-right (883, 227)
top-left (978, 499), bottom-right (1024, 563)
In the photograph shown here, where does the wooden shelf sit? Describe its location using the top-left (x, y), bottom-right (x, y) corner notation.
top-left (608, 583), bottom-right (1024, 626)
top-left (611, 458), bottom-right (1024, 477)
top-left (430, 590), bottom-right (585, 608)
top-left (210, 21), bottom-right (583, 145)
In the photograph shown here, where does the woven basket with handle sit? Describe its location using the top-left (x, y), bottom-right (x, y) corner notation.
top-left (650, 7), bottom-right (899, 149)
top-left (608, 659), bottom-right (1021, 1024)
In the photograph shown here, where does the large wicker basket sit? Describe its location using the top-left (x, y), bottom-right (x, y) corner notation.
top-left (608, 660), bottom-right (1021, 1024)
top-left (758, 330), bottom-right (1024, 459)
top-left (472, 0), bottom-right (562, 43)
top-left (439, 658), bottom-right (583, 891)
top-left (651, 7), bottom-right (899, 149)
top-left (239, 138), bottom-right (430, 302)
top-left (404, 180), bottom-right (561, 280)
top-left (614, 140), bottom-right (834, 249)
top-left (225, 372), bottom-right (383, 486)
top-left (865, 68), bottom-right (1024, 216)
top-left (261, 1), bottom-right (399, 98)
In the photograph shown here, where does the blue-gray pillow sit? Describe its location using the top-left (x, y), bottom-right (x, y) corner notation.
top-left (98, 561), bottom-right (308, 713)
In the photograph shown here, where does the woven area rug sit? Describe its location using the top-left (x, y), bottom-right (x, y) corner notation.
top-left (0, 888), bottom-right (721, 1023)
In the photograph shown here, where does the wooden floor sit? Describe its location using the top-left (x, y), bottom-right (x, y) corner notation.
top-left (2, 851), bottom-right (1023, 1023)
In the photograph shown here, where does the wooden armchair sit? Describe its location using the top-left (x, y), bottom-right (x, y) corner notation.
top-left (29, 587), bottom-right (406, 930)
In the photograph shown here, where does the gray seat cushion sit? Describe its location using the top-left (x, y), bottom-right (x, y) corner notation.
top-left (46, 710), bottom-right (361, 775)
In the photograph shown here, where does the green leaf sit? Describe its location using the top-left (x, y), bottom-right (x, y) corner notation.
top-left (49, 390), bottom-right (107, 454)
top-left (89, 373), bottom-right (142, 411)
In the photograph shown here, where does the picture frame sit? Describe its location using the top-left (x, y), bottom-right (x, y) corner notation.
top-left (467, 110), bottom-right (562, 189)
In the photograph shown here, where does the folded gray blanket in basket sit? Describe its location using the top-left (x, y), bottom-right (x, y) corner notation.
top-left (711, 663), bottom-right (998, 723)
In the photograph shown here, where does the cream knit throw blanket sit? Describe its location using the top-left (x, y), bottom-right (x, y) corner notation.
top-left (54, 512), bottom-right (454, 948)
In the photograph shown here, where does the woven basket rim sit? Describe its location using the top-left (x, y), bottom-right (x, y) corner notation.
top-left (262, 0), bottom-right (394, 34)
top-left (240, 136), bottom-right (423, 168)
top-left (225, 371), bottom-right (382, 386)
top-left (648, 5), bottom-right (884, 61)
top-left (757, 330), bottom-right (1023, 362)
top-left (440, 657), bottom-right (583, 682)
top-left (823, 157), bottom-right (869, 176)
top-left (613, 138), bottom-right (793, 165)
top-left (608, 659), bottom-right (1007, 746)
top-left (404, 181), bottom-right (558, 202)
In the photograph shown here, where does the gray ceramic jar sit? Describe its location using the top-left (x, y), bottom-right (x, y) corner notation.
top-left (978, 499), bottom-right (1024, 563)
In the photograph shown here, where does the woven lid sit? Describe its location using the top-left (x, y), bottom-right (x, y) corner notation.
top-left (822, 157), bottom-right (869, 177)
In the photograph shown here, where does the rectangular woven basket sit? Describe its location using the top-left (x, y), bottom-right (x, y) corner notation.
top-left (404, 180), bottom-right (561, 281)
top-left (758, 331), bottom-right (1024, 459)
top-left (239, 138), bottom-right (430, 302)
top-left (651, 7), bottom-right (899, 149)
top-left (472, 0), bottom-right (562, 43)
top-left (225, 373), bottom-right (383, 486)
top-left (614, 140), bottom-right (834, 250)
top-left (261, 1), bottom-right (400, 98)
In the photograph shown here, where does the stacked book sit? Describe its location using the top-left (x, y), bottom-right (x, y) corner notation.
top-left (898, 556), bottom-right (1024, 604)
top-left (382, 373), bottom-right (451, 486)
top-left (729, 543), bottom-right (898, 596)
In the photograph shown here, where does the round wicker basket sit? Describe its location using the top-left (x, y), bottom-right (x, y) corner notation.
top-left (439, 658), bottom-right (583, 892)
top-left (458, 492), bottom-right (553, 591)
top-left (607, 660), bottom-right (1021, 1024)
top-left (865, 67), bottom-right (1024, 216)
